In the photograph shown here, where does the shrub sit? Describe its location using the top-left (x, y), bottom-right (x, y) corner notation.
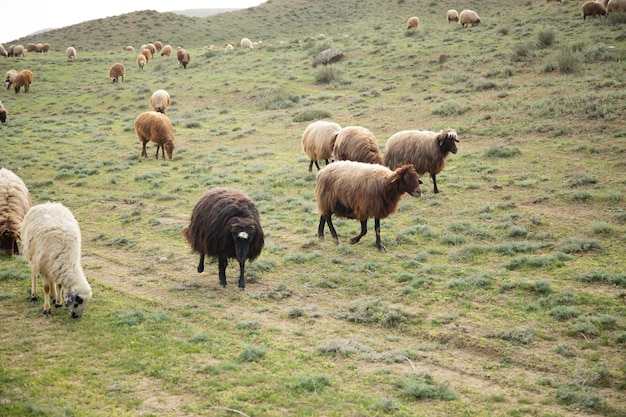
top-left (315, 67), bottom-right (340, 84)
top-left (485, 146), bottom-right (521, 158)
top-left (537, 30), bottom-right (556, 48)
top-left (395, 374), bottom-right (456, 401)
top-left (555, 384), bottom-right (602, 411)
top-left (293, 108), bottom-right (332, 122)
top-left (292, 373), bottom-right (332, 392)
top-left (238, 345), bottom-right (267, 362)
top-left (557, 47), bottom-right (580, 75)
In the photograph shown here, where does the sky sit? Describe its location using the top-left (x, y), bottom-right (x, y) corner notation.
top-left (1, 1), bottom-right (266, 44)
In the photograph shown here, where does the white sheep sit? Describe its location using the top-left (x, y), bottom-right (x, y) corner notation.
top-left (459, 9), bottom-right (481, 26)
top-left (301, 120), bottom-right (342, 172)
top-left (161, 45), bottom-right (173, 56)
top-left (446, 9), bottom-right (459, 22)
top-left (150, 89), bottom-right (171, 114)
top-left (0, 44), bottom-right (7, 58)
top-left (384, 129), bottom-right (459, 194)
top-left (0, 168), bottom-right (31, 254)
top-left (406, 16), bottom-right (420, 31)
top-left (332, 126), bottom-right (384, 165)
top-left (240, 38), bottom-right (253, 49)
top-left (607, 0), bottom-right (626, 13)
top-left (5, 69), bottom-right (18, 90)
top-left (66, 46), bottom-right (76, 61)
top-left (224, 43), bottom-right (234, 51)
top-left (316, 161), bottom-right (422, 252)
top-left (21, 202), bottom-right (92, 318)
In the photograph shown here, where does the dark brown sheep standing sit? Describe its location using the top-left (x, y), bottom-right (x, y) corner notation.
top-left (177, 48), bottom-right (190, 69)
top-left (581, 1), bottom-right (607, 19)
top-left (183, 188), bottom-right (265, 290)
top-left (316, 161), bottom-right (422, 252)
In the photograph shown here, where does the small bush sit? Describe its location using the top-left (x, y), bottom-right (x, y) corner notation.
top-left (485, 146), bottom-right (521, 158)
top-left (537, 30), bottom-right (556, 48)
top-left (293, 108), bottom-right (332, 122)
top-left (238, 345), bottom-right (267, 362)
top-left (487, 326), bottom-right (534, 345)
top-left (395, 374), bottom-right (456, 401)
top-left (555, 384), bottom-right (603, 411)
top-left (292, 373), bottom-right (332, 392)
top-left (315, 67), bottom-right (340, 84)
top-left (557, 237), bottom-right (601, 254)
top-left (510, 43), bottom-right (533, 62)
top-left (557, 47), bottom-right (580, 74)
top-left (549, 306), bottom-right (581, 320)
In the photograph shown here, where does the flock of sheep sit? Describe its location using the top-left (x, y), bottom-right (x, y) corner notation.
top-left (580, 0), bottom-right (626, 18)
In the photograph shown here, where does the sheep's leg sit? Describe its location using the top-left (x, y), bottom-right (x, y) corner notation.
top-left (12, 239), bottom-right (19, 255)
top-left (431, 173), bottom-right (439, 194)
top-left (218, 257), bottom-right (228, 287)
top-left (308, 161), bottom-right (314, 172)
top-left (155, 145), bottom-right (161, 159)
top-left (141, 140), bottom-right (148, 157)
top-left (42, 279), bottom-right (52, 316)
top-left (325, 214), bottom-right (339, 244)
top-left (197, 253), bottom-right (205, 273)
top-left (350, 220), bottom-right (368, 245)
top-left (30, 271), bottom-right (39, 302)
top-left (237, 260), bottom-right (246, 291)
top-left (314, 161), bottom-right (321, 171)
top-left (374, 218), bottom-right (387, 253)
top-left (53, 283), bottom-right (63, 308)
top-left (317, 215), bottom-right (326, 239)
top-left (324, 159), bottom-right (330, 166)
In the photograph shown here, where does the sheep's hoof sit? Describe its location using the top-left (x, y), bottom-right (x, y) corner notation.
top-left (239, 287), bottom-right (245, 291)
top-left (377, 244), bottom-right (388, 253)
top-left (30, 296), bottom-right (38, 303)
top-left (332, 238), bottom-right (339, 245)
top-left (43, 309), bottom-right (51, 317)
top-left (54, 303), bottom-right (63, 308)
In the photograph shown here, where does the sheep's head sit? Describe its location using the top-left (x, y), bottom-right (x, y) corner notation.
top-left (0, 230), bottom-right (17, 255)
top-left (437, 130), bottom-right (459, 154)
top-left (64, 288), bottom-right (92, 318)
top-left (393, 164), bottom-right (422, 198)
top-left (164, 141), bottom-right (175, 159)
top-left (231, 222), bottom-right (257, 265)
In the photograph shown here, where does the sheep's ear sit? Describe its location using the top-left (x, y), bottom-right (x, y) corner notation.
top-left (437, 132), bottom-right (446, 146)
top-left (64, 290), bottom-right (77, 307)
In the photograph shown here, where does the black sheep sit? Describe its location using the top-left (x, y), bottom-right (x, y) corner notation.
top-left (183, 188), bottom-right (264, 290)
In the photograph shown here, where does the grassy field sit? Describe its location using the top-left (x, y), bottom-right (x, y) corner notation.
top-left (1, 0), bottom-right (625, 416)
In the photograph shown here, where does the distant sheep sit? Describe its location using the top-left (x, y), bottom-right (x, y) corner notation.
top-left (13, 70), bottom-right (33, 94)
top-left (459, 9), bottom-right (481, 26)
top-left (0, 44), bottom-right (7, 57)
top-left (161, 45), bottom-right (172, 56)
top-left (183, 187), bottom-right (265, 290)
top-left (406, 16), bottom-right (420, 30)
top-left (607, 0), bottom-right (626, 13)
top-left (136, 54), bottom-right (146, 71)
top-left (123, 45), bottom-right (136, 52)
top-left (6, 45), bottom-right (15, 57)
top-left (0, 100), bottom-right (7, 123)
top-left (145, 43), bottom-right (156, 55)
top-left (177, 48), bottom-right (190, 69)
top-left (108, 63), bottom-right (125, 83)
top-left (0, 168), bottom-right (31, 255)
top-left (66, 46), bottom-right (76, 61)
top-left (134, 111), bottom-right (175, 159)
top-left (13, 45), bottom-right (24, 57)
top-left (384, 129), bottom-right (459, 194)
top-left (5, 69), bottom-right (17, 90)
top-left (150, 89), bottom-right (171, 114)
top-left (446, 9), bottom-right (459, 22)
top-left (581, 1), bottom-right (607, 18)
top-left (240, 38), bottom-right (253, 49)
top-left (315, 161), bottom-right (422, 252)
top-left (332, 126), bottom-right (384, 165)
top-left (22, 202), bottom-right (92, 318)
top-left (140, 48), bottom-right (152, 61)
top-left (301, 120), bottom-right (342, 172)
top-left (224, 43), bottom-right (234, 51)
top-left (154, 41), bottom-right (163, 51)
top-left (26, 43), bottom-right (38, 52)
top-left (42, 43), bottom-right (51, 53)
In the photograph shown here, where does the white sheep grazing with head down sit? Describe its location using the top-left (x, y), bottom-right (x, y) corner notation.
top-left (406, 16), bottom-right (420, 30)
top-left (384, 129), bottom-right (459, 194)
top-left (66, 46), bottom-right (76, 61)
top-left (459, 9), bottom-right (481, 26)
top-left (0, 168), bottom-right (31, 254)
top-left (161, 45), bottom-right (172, 56)
top-left (240, 38), bottom-right (253, 49)
top-left (446, 9), bottom-right (459, 22)
top-left (301, 120), bottom-right (342, 172)
top-left (150, 89), bottom-right (171, 114)
top-left (22, 202), bottom-right (92, 318)
top-left (5, 69), bottom-right (18, 90)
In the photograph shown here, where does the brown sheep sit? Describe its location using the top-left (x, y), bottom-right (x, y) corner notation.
top-left (316, 161), bottom-right (422, 252)
top-left (0, 168), bottom-right (31, 255)
top-left (332, 126), bottom-right (384, 165)
top-left (123, 45), bottom-right (136, 52)
top-left (160, 45), bottom-right (172, 57)
top-left (177, 48), bottom-right (190, 69)
top-left (42, 43), bottom-right (51, 53)
top-left (406, 16), bottom-right (420, 30)
top-left (13, 70), bottom-right (33, 94)
top-left (154, 41), bottom-right (163, 51)
top-left (301, 120), bottom-right (342, 172)
top-left (136, 54), bottom-right (146, 71)
top-left (108, 63), bottom-right (125, 83)
top-left (26, 43), bottom-right (38, 53)
top-left (13, 45), bottom-right (24, 57)
top-left (446, 9), bottom-right (459, 22)
top-left (0, 100), bottom-right (7, 123)
top-left (459, 9), bottom-right (481, 26)
top-left (134, 111), bottom-right (175, 160)
top-left (607, 0), bottom-right (626, 13)
top-left (140, 48), bottom-right (152, 61)
top-left (581, 1), bottom-right (607, 19)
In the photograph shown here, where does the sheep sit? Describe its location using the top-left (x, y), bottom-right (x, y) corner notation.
top-left (315, 161), bottom-right (422, 252)
top-left (42, 43), bottom-right (51, 53)
top-left (0, 100), bottom-right (7, 123)
top-left (384, 129), bottom-right (459, 194)
top-left (607, 0), bottom-right (626, 13)
top-left (136, 54), bottom-right (146, 71)
top-left (13, 45), bottom-right (24, 57)
top-left (161, 44), bottom-right (172, 56)
top-left (446, 9), bottom-right (459, 22)
top-left (0, 44), bottom-right (7, 57)
top-left (26, 43), bottom-right (38, 53)
top-left (183, 187), bottom-right (265, 290)
top-left (6, 45), bottom-right (15, 57)
top-left (332, 126), bottom-right (384, 165)
top-left (177, 48), bottom-right (190, 69)
top-left (134, 111), bottom-right (175, 159)
top-left (301, 120), bottom-right (342, 172)
top-left (581, 1), bottom-right (607, 18)
top-left (154, 41), bottom-right (163, 51)
top-left (150, 89), bottom-right (171, 114)
top-left (66, 46), bottom-right (76, 61)
top-left (240, 37), bottom-right (253, 49)
top-left (21, 202), bottom-right (92, 318)
top-left (140, 47), bottom-right (152, 61)
top-left (5, 69), bottom-right (18, 90)
top-left (224, 43), bottom-right (234, 51)
top-left (406, 16), bottom-right (420, 30)
top-left (0, 168), bottom-right (31, 255)
top-left (13, 70), bottom-right (33, 94)
top-left (123, 45), bottom-right (136, 52)
top-left (459, 9), bottom-right (481, 26)
top-left (108, 63), bottom-right (125, 83)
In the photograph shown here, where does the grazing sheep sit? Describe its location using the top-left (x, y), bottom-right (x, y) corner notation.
top-left (108, 63), bottom-right (125, 83)
top-left (177, 48), bottom-right (190, 69)
top-left (183, 188), bottom-right (265, 290)
top-left (0, 100), bottom-right (7, 123)
top-left (607, 0), bottom-right (626, 13)
top-left (6, 45), bottom-right (15, 57)
top-left (0, 168), bottom-right (31, 255)
top-left (22, 202), bottom-right (92, 318)
top-left (0, 44), bottom-right (7, 57)
top-left (134, 111), bottom-right (175, 159)
top-left (446, 9), bottom-right (459, 22)
top-left (154, 41), bottom-right (163, 51)
top-left (406, 16), bottom-right (420, 30)
top-left (332, 126), bottom-right (384, 165)
top-left (316, 161), bottom-right (422, 252)
top-left (150, 89), bottom-right (171, 114)
top-left (240, 38), bottom-right (253, 49)
top-left (136, 54), bottom-right (146, 71)
top-left (384, 129), bottom-right (459, 194)
top-left (5, 69), bottom-right (17, 90)
top-left (161, 44), bottom-right (172, 56)
top-left (123, 45), bottom-right (136, 52)
top-left (13, 45), bottom-right (24, 57)
top-left (581, 1), bottom-right (607, 18)
top-left (301, 120), bottom-right (342, 172)
top-left (26, 43), bottom-right (38, 53)
top-left (140, 47), bottom-right (152, 61)
top-left (13, 70), bottom-right (33, 94)
top-left (459, 9), bottom-right (481, 26)
top-left (224, 43), bottom-right (234, 51)
top-left (42, 43), bottom-right (51, 53)
top-left (66, 46), bottom-right (76, 61)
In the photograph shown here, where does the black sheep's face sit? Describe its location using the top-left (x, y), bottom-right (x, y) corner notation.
top-left (439, 130), bottom-right (459, 154)
top-left (231, 225), bottom-right (254, 264)
top-left (65, 289), bottom-right (92, 318)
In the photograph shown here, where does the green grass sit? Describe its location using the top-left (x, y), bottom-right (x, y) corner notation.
top-left (1, 0), bottom-right (626, 416)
